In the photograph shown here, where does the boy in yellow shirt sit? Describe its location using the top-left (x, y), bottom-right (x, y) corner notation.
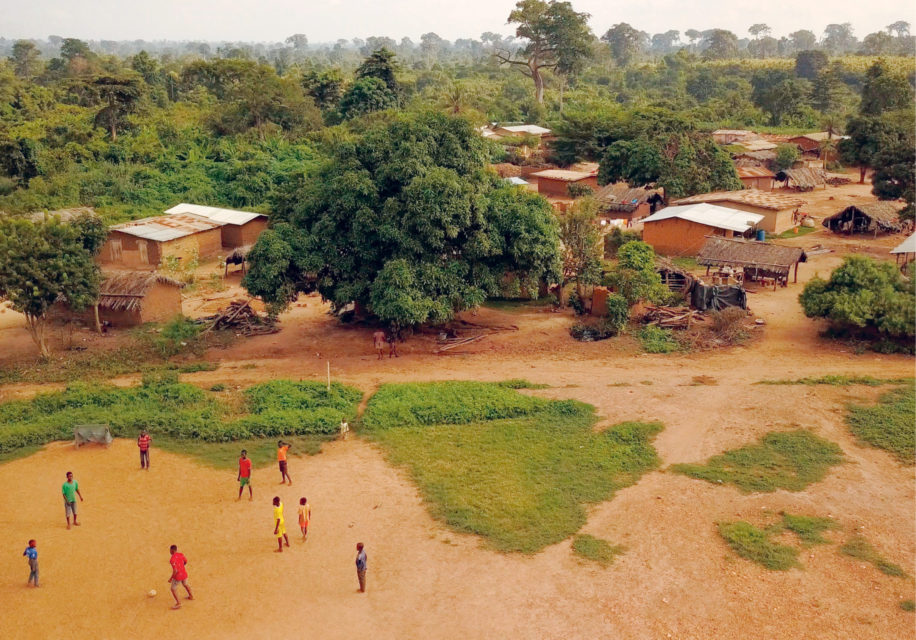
top-left (297, 497), bottom-right (311, 541)
top-left (272, 496), bottom-right (290, 552)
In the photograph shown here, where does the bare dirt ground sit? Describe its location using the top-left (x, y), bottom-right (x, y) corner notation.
top-left (1, 181), bottom-right (914, 639)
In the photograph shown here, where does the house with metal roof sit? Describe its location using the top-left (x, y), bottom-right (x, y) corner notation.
top-left (99, 213), bottom-right (224, 269)
top-left (641, 203), bottom-right (764, 256)
top-left (165, 203), bottom-right (268, 248)
top-left (671, 189), bottom-right (806, 234)
top-left (891, 232), bottom-right (916, 273)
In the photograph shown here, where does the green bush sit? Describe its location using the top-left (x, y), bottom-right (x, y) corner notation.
top-left (151, 315), bottom-right (202, 358)
top-left (638, 325), bottom-right (679, 353)
top-left (604, 293), bottom-right (630, 334)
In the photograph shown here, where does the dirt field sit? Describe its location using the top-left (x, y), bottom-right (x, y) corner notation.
top-left (1, 181), bottom-right (914, 639)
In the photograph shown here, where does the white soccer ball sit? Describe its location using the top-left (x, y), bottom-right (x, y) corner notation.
top-left (148, 589), bottom-right (157, 597)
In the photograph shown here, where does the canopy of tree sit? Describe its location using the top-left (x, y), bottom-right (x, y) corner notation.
top-left (242, 112), bottom-right (560, 327)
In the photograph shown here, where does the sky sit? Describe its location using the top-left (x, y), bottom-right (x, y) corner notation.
top-left (2, 0), bottom-right (914, 43)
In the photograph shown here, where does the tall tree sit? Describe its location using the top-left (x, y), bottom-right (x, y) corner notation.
top-left (89, 74), bottom-right (143, 140)
top-left (748, 24), bottom-right (771, 39)
top-left (872, 132), bottom-right (916, 220)
top-left (9, 40), bottom-right (41, 78)
top-left (0, 214), bottom-right (106, 357)
top-left (651, 31), bottom-right (680, 54)
top-left (859, 60), bottom-right (914, 116)
top-left (301, 69), bottom-right (344, 110)
top-left (355, 48), bottom-right (400, 94)
top-left (701, 30), bottom-right (739, 60)
top-left (839, 114), bottom-right (902, 183)
top-left (601, 23), bottom-right (649, 67)
top-left (794, 49), bottom-right (828, 80)
top-left (285, 34), bottom-right (308, 50)
top-left (886, 21), bottom-right (910, 38)
top-left (338, 77), bottom-right (397, 119)
top-left (494, 0), bottom-right (593, 104)
top-left (243, 112), bottom-right (560, 328)
top-left (558, 197), bottom-right (602, 305)
top-left (822, 23), bottom-right (856, 53)
top-left (788, 30), bottom-right (818, 53)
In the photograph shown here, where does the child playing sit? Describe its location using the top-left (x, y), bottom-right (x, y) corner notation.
top-left (273, 496), bottom-right (290, 552)
top-left (237, 449), bottom-right (253, 501)
top-left (23, 540), bottom-right (38, 587)
top-left (298, 497), bottom-right (312, 541)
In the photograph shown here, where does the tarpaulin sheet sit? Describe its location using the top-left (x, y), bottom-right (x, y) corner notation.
top-left (74, 424), bottom-right (112, 447)
top-left (691, 284), bottom-right (747, 311)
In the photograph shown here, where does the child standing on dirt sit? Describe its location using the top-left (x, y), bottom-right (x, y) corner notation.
top-left (277, 441), bottom-right (292, 485)
top-left (62, 471), bottom-right (83, 529)
top-left (373, 330), bottom-right (386, 360)
top-left (137, 430), bottom-right (151, 470)
top-left (168, 544), bottom-right (193, 609)
top-left (387, 330), bottom-right (399, 358)
top-left (23, 539), bottom-right (38, 587)
top-left (298, 497), bottom-right (311, 541)
top-left (238, 449), bottom-right (253, 501)
top-left (355, 542), bottom-right (367, 593)
top-left (273, 496), bottom-right (290, 552)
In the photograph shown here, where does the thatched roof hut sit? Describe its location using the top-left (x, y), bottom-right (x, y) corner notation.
top-left (697, 237), bottom-right (807, 284)
top-left (775, 168), bottom-right (828, 191)
top-left (594, 182), bottom-right (664, 219)
top-left (821, 202), bottom-right (904, 235)
top-left (97, 272), bottom-right (183, 313)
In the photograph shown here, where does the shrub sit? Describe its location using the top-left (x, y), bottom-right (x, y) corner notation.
top-left (567, 182), bottom-right (594, 198)
top-left (708, 307), bottom-right (748, 344)
top-left (568, 290), bottom-right (586, 315)
top-left (775, 143), bottom-right (799, 170)
top-left (609, 241), bottom-right (668, 306)
top-left (151, 315), bottom-right (202, 358)
top-left (603, 227), bottom-right (641, 258)
top-left (638, 325), bottom-right (679, 353)
top-left (604, 293), bottom-right (629, 334)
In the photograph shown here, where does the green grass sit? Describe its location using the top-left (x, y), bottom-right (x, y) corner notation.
top-left (0, 375), bottom-right (361, 457)
top-left (363, 381), bottom-right (662, 553)
top-left (756, 375), bottom-right (913, 387)
top-left (154, 434), bottom-right (333, 470)
top-left (672, 430), bottom-right (844, 493)
top-left (770, 225), bottom-right (818, 240)
top-left (846, 387), bottom-right (915, 464)
top-left (496, 379), bottom-right (550, 389)
top-left (781, 513), bottom-right (839, 546)
top-left (671, 256), bottom-right (699, 271)
top-left (840, 536), bottom-right (908, 578)
top-left (901, 600), bottom-right (915, 612)
top-left (637, 325), bottom-right (680, 354)
top-left (571, 534), bottom-right (626, 566)
top-left (718, 521), bottom-right (800, 570)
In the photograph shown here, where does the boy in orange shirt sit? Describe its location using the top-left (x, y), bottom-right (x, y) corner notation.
top-left (298, 497), bottom-right (311, 541)
top-left (277, 440), bottom-right (292, 485)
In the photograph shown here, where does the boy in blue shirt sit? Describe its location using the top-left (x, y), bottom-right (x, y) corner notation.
top-left (23, 539), bottom-right (38, 587)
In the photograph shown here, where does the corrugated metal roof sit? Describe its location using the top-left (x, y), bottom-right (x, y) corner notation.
top-left (642, 203), bottom-right (764, 233)
top-left (531, 169), bottom-right (595, 181)
top-left (737, 139), bottom-right (777, 152)
top-left (498, 124), bottom-right (551, 135)
top-left (672, 189), bottom-right (806, 211)
top-left (891, 232), bottom-right (916, 254)
top-left (737, 167), bottom-right (776, 179)
top-left (165, 203), bottom-right (266, 226)
top-left (110, 214), bottom-right (222, 242)
top-left (790, 132), bottom-right (850, 142)
top-left (503, 176), bottom-right (529, 185)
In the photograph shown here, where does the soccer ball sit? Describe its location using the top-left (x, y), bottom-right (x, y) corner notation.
top-left (148, 589), bottom-right (157, 597)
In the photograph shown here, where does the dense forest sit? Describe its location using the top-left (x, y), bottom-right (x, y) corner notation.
top-left (0, 2), bottom-right (914, 222)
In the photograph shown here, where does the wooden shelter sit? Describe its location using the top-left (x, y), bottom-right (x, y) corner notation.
top-left (891, 232), bottom-right (916, 274)
top-left (821, 202), bottom-right (905, 235)
top-left (776, 168), bottom-right (827, 191)
top-left (696, 237), bottom-right (807, 286)
top-left (593, 182), bottom-right (664, 223)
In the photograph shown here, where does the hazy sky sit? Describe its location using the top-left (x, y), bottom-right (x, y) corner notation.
top-left (3, 0), bottom-right (914, 43)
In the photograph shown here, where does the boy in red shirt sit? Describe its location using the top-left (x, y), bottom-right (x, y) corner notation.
top-left (137, 430), bottom-right (151, 470)
top-left (237, 450), bottom-right (253, 501)
top-left (168, 545), bottom-right (194, 610)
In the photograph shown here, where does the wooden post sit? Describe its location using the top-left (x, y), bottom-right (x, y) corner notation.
top-left (794, 262), bottom-right (799, 283)
top-left (327, 361), bottom-right (331, 392)
top-left (93, 303), bottom-right (102, 334)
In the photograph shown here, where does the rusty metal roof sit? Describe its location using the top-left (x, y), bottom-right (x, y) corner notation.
top-left (736, 167), bottom-right (776, 179)
top-left (110, 214), bottom-right (222, 242)
top-left (530, 169), bottom-right (595, 181)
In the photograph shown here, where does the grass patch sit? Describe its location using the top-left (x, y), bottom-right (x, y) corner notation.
top-left (770, 225), bottom-right (818, 240)
top-left (175, 361), bottom-right (219, 374)
top-left (846, 387), bottom-right (915, 464)
top-left (671, 256), bottom-right (699, 271)
top-left (756, 375), bottom-right (913, 386)
top-left (718, 521), bottom-right (800, 570)
top-left (637, 326), bottom-right (680, 354)
top-left (0, 374), bottom-right (361, 456)
top-left (363, 381), bottom-right (662, 553)
top-left (496, 379), bottom-right (549, 389)
top-left (781, 513), bottom-right (839, 546)
top-left (840, 536), bottom-right (908, 578)
top-left (571, 534), bottom-right (626, 566)
top-left (154, 434), bottom-right (332, 470)
top-left (672, 430), bottom-right (844, 493)
top-left (901, 600), bottom-right (915, 612)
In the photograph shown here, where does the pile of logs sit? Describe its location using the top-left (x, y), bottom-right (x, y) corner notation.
top-left (826, 176), bottom-right (852, 186)
top-left (643, 305), bottom-right (705, 329)
top-left (197, 300), bottom-right (279, 336)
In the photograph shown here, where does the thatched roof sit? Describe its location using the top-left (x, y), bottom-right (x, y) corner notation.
top-left (594, 182), bottom-right (662, 212)
top-left (673, 189), bottom-right (805, 211)
top-left (822, 202), bottom-right (905, 233)
top-left (697, 237), bottom-right (807, 276)
top-left (776, 168), bottom-right (827, 190)
top-left (226, 244), bottom-right (253, 264)
top-left (97, 272), bottom-right (183, 312)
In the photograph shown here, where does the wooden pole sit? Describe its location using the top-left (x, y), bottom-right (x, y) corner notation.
top-left (327, 361), bottom-right (331, 392)
top-left (93, 303), bottom-right (102, 334)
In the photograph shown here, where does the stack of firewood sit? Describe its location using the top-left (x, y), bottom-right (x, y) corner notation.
top-left (198, 300), bottom-right (279, 336)
top-left (643, 305), bottom-right (704, 329)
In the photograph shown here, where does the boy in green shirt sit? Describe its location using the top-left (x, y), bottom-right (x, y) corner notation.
top-left (62, 471), bottom-right (83, 529)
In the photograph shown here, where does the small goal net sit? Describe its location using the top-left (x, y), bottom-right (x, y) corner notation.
top-left (74, 424), bottom-right (112, 448)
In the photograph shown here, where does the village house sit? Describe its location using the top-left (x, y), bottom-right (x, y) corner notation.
top-left (732, 149), bottom-right (777, 168)
top-left (165, 203), bottom-right (268, 248)
top-left (736, 167), bottom-right (775, 191)
top-left (821, 202), bottom-right (906, 235)
top-left (593, 182), bottom-right (664, 224)
top-left (787, 132), bottom-right (848, 162)
top-left (640, 203), bottom-right (764, 256)
top-left (775, 167), bottom-right (828, 191)
top-left (99, 213), bottom-right (223, 269)
top-left (891, 232), bottom-right (916, 274)
top-left (52, 271), bottom-right (184, 329)
top-left (696, 236), bottom-right (807, 287)
top-left (530, 169), bottom-right (599, 198)
top-left (671, 189), bottom-right (806, 234)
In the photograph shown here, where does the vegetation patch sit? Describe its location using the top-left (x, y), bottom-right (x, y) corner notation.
top-left (781, 513), bottom-right (839, 546)
top-left (637, 325), bottom-right (680, 354)
top-left (901, 600), bottom-right (916, 612)
top-left (672, 430), bottom-right (844, 493)
top-left (0, 375), bottom-right (361, 456)
top-left (363, 381), bottom-right (662, 553)
top-left (756, 375), bottom-right (912, 386)
top-left (840, 536), bottom-right (908, 578)
top-left (154, 434), bottom-right (332, 469)
top-left (846, 387), bottom-right (915, 464)
top-left (496, 379), bottom-right (549, 390)
top-left (717, 521), bottom-right (800, 571)
top-left (571, 534), bottom-right (626, 567)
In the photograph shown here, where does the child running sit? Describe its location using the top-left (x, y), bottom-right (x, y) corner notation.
top-left (273, 496), bottom-right (290, 551)
top-left (298, 497), bottom-right (311, 541)
top-left (237, 449), bottom-right (253, 501)
top-left (168, 545), bottom-right (194, 610)
top-left (23, 539), bottom-right (38, 587)
top-left (277, 440), bottom-right (292, 485)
